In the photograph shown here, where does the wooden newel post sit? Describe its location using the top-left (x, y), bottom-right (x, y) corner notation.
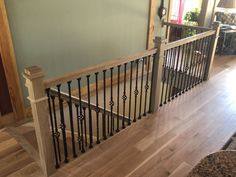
top-left (23, 66), bottom-right (55, 177)
top-left (204, 21), bottom-right (220, 80)
top-left (149, 37), bottom-right (166, 113)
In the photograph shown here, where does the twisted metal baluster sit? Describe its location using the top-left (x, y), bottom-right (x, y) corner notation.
top-left (56, 84), bottom-right (68, 163)
top-left (46, 89), bottom-right (60, 168)
top-left (67, 81), bottom-right (77, 158)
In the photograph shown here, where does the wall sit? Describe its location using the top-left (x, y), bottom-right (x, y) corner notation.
top-left (5, 0), bottom-right (152, 105)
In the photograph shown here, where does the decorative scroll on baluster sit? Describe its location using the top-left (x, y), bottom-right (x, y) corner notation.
top-left (122, 63), bottom-right (127, 128)
top-left (77, 78), bottom-right (85, 153)
top-left (116, 65), bottom-right (121, 131)
top-left (51, 95), bottom-right (61, 162)
top-left (86, 75), bottom-right (93, 148)
top-left (67, 81), bottom-right (77, 158)
top-left (177, 44), bottom-right (185, 95)
top-left (128, 61), bottom-right (133, 125)
top-left (103, 70), bottom-right (107, 140)
top-left (95, 72), bottom-right (100, 144)
top-left (74, 104), bottom-right (81, 151)
top-left (46, 89), bottom-right (60, 168)
top-left (56, 84), bottom-right (69, 163)
top-left (143, 56), bottom-right (151, 115)
top-left (133, 60), bottom-right (139, 122)
top-left (160, 51), bottom-right (167, 106)
top-left (109, 67), bottom-right (114, 136)
top-left (138, 58), bottom-right (145, 119)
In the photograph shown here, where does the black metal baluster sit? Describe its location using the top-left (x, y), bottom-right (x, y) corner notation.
top-left (164, 49), bottom-right (172, 104)
top-left (190, 40), bottom-right (198, 88)
top-left (67, 81), bottom-right (77, 158)
top-left (195, 38), bottom-right (204, 85)
top-left (160, 51), bottom-right (167, 106)
top-left (110, 67), bottom-right (114, 136)
top-left (128, 61), bottom-right (133, 125)
top-left (191, 39), bottom-right (200, 87)
top-left (46, 89), bottom-right (60, 168)
top-left (138, 58), bottom-right (145, 119)
top-left (83, 107), bottom-right (88, 147)
top-left (183, 42), bottom-right (191, 92)
top-left (189, 40), bottom-right (197, 88)
top-left (201, 37), bottom-right (209, 82)
top-left (195, 39), bottom-right (203, 85)
top-left (143, 56), bottom-right (150, 115)
top-left (116, 65), bottom-right (121, 132)
top-left (186, 41), bottom-right (195, 90)
top-left (86, 75), bottom-right (93, 148)
top-left (122, 63), bottom-right (127, 128)
top-left (77, 78), bottom-right (85, 153)
top-left (173, 46), bottom-right (181, 98)
top-left (51, 96), bottom-right (61, 162)
top-left (75, 104), bottom-right (82, 151)
top-left (107, 114), bottom-right (110, 135)
top-left (103, 70), bottom-right (107, 139)
top-left (199, 37), bottom-right (208, 82)
top-left (95, 72), bottom-right (100, 144)
top-left (133, 59), bottom-right (139, 122)
top-left (56, 85), bottom-right (68, 163)
top-left (168, 47), bottom-right (177, 100)
top-left (178, 44), bottom-right (186, 94)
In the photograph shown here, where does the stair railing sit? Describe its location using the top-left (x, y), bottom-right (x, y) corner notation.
top-left (23, 22), bottom-right (220, 177)
top-left (24, 49), bottom-right (157, 176)
top-left (163, 21), bottom-right (212, 42)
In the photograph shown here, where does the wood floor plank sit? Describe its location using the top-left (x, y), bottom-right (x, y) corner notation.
top-left (169, 162), bottom-right (192, 177)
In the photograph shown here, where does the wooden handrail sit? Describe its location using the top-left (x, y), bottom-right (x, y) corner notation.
top-left (44, 49), bottom-right (157, 88)
top-left (163, 21), bottom-right (211, 31)
top-left (164, 30), bottom-right (215, 50)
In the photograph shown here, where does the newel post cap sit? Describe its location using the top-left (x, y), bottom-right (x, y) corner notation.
top-left (23, 66), bottom-right (44, 80)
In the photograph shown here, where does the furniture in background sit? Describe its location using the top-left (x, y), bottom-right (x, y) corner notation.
top-left (215, 12), bottom-right (236, 55)
top-left (217, 27), bottom-right (236, 55)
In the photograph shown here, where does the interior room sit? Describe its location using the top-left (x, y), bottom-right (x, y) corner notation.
top-left (0, 0), bottom-right (236, 177)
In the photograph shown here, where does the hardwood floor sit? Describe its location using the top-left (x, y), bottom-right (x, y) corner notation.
top-left (1, 55), bottom-right (236, 177)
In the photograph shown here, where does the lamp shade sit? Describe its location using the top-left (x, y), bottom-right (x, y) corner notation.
top-left (218, 0), bottom-right (236, 8)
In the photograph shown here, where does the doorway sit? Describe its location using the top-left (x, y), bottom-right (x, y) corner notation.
top-left (0, 0), bottom-right (25, 123)
top-left (170, 0), bottom-right (202, 25)
top-left (0, 53), bottom-right (13, 116)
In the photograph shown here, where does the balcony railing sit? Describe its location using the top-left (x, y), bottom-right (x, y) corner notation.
top-left (23, 22), bottom-right (220, 177)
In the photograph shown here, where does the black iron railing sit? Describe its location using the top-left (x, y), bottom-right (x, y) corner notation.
top-left (45, 54), bottom-right (155, 168)
top-left (24, 22), bottom-right (220, 176)
top-left (159, 34), bottom-right (214, 106)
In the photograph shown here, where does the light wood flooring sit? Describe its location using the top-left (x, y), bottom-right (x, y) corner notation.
top-left (1, 55), bottom-right (236, 177)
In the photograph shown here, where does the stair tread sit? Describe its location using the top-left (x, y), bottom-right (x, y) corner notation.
top-left (0, 138), bottom-right (22, 159)
top-left (0, 130), bottom-right (11, 143)
top-left (0, 148), bottom-right (33, 177)
top-left (6, 162), bottom-right (43, 177)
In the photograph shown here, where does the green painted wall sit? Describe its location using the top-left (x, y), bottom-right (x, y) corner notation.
top-left (5, 0), bottom-right (168, 105)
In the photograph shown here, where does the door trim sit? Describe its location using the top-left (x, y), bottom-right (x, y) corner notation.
top-left (0, 0), bottom-right (25, 121)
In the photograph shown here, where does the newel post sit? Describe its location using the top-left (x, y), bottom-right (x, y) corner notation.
top-left (23, 66), bottom-right (55, 177)
top-left (149, 37), bottom-right (166, 113)
top-left (203, 21), bottom-right (220, 80)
